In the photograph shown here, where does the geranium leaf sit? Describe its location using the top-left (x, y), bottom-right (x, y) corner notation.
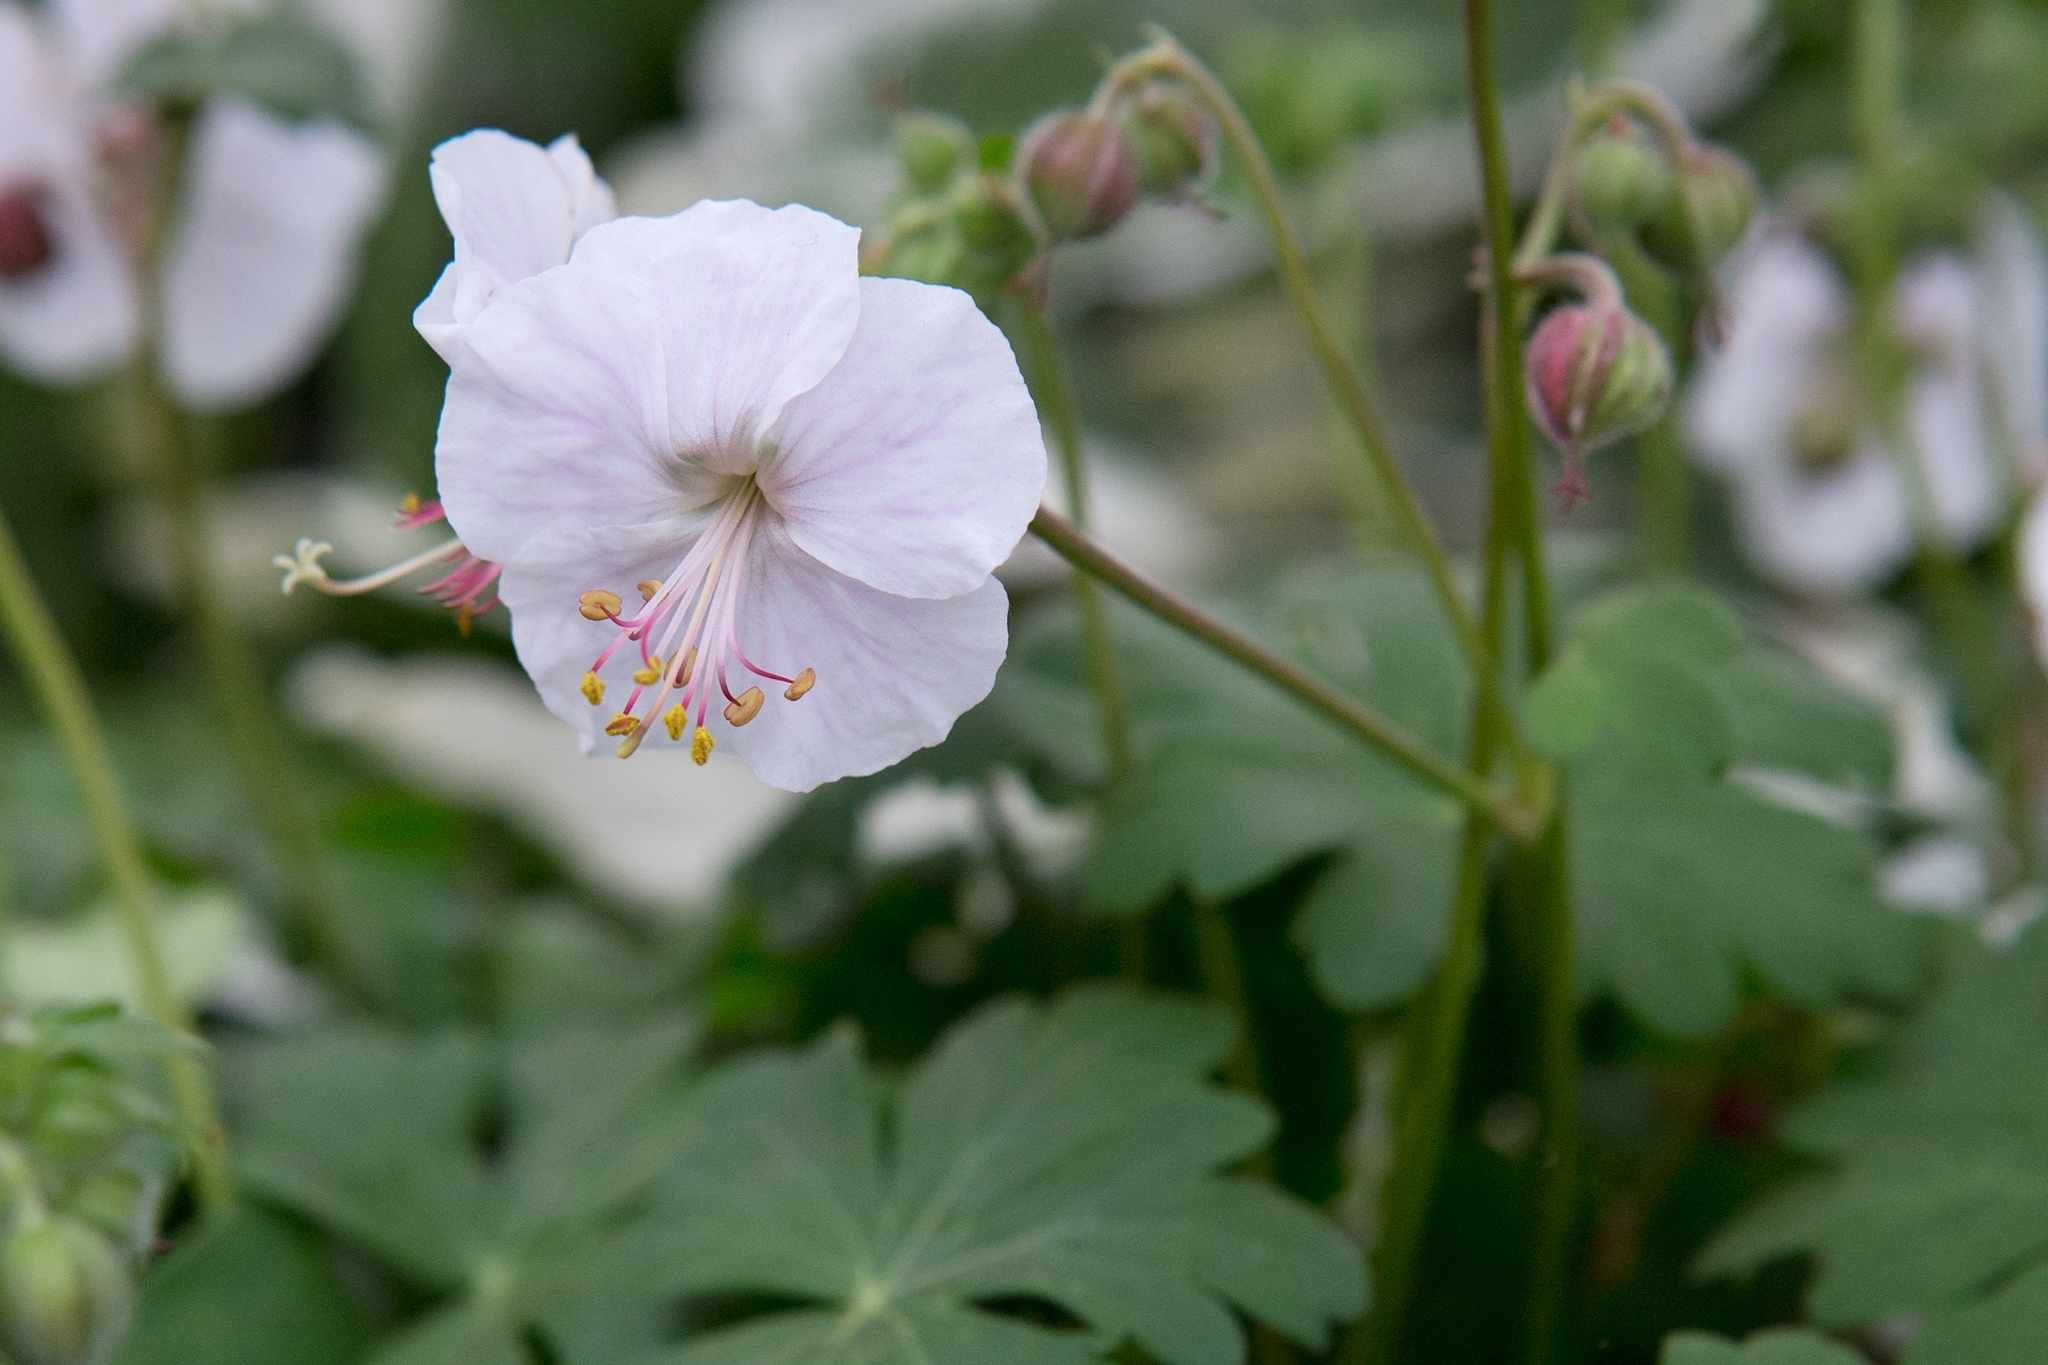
top-left (118, 13), bottom-right (374, 130)
top-left (1659, 1328), bottom-right (1866, 1365)
top-left (634, 988), bottom-right (1366, 1365)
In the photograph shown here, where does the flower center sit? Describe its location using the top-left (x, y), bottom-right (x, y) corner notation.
top-left (575, 480), bottom-right (815, 763)
top-left (0, 184), bottom-right (55, 281)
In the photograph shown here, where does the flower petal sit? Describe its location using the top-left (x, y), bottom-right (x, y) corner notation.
top-left (1976, 196), bottom-right (2048, 475)
top-left (158, 98), bottom-right (385, 410)
top-left (714, 518), bottom-right (1009, 791)
top-left (1729, 449), bottom-right (1915, 598)
top-left (2019, 493), bottom-right (2048, 670)
top-left (434, 259), bottom-right (718, 568)
top-left (48, 0), bottom-right (179, 87)
top-left (567, 200), bottom-right (862, 460)
top-left (414, 129), bottom-right (613, 359)
top-left (762, 276), bottom-right (1045, 598)
top-left (0, 172), bottom-right (137, 384)
top-left (497, 553), bottom-right (682, 756)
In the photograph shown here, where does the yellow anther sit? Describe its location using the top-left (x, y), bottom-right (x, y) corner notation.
top-left (664, 703), bottom-right (688, 741)
top-left (691, 726), bottom-right (715, 765)
top-left (637, 579), bottom-right (662, 601)
top-left (398, 491), bottom-right (421, 517)
top-left (456, 606), bottom-right (474, 638)
top-left (674, 645), bottom-right (697, 686)
top-left (604, 713), bottom-right (639, 737)
top-left (578, 589), bottom-right (623, 621)
top-left (784, 667), bottom-right (816, 701)
top-left (633, 655), bottom-right (664, 686)
top-left (723, 686), bottom-right (765, 727)
top-left (580, 672), bottom-right (605, 706)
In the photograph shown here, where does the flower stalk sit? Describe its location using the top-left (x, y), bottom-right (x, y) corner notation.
top-left (0, 507), bottom-right (231, 1213)
top-left (1027, 506), bottom-right (1545, 844)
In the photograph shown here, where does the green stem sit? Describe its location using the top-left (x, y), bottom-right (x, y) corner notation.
top-left (1101, 33), bottom-right (1506, 719)
top-left (1468, 4), bottom-right (1581, 1359)
top-left (1191, 897), bottom-right (1262, 1102)
top-left (0, 508), bottom-right (232, 1212)
top-left (1028, 507), bottom-right (1543, 843)
top-left (1604, 235), bottom-right (1690, 570)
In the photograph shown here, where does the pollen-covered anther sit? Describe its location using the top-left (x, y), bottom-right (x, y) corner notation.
top-left (603, 713), bottom-right (638, 737)
top-left (674, 645), bottom-right (697, 686)
top-left (632, 655), bottom-right (664, 686)
top-left (578, 589), bottom-right (623, 621)
top-left (398, 492), bottom-right (421, 517)
top-left (637, 579), bottom-right (662, 601)
top-left (784, 667), bottom-right (817, 702)
top-left (691, 726), bottom-right (715, 765)
top-left (664, 704), bottom-right (687, 741)
top-left (579, 671), bottom-right (605, 706)
top-left (723, 686), bottom-right (765, 727)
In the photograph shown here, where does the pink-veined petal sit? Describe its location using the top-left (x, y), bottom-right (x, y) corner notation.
top-left (496, 553), bottom-right (684, 755)
top-left (762, 276), bottom-right (1045, 599)
top-left (158, 97), bottom-right (385, 410)
top-left (567, 200), bottom-right (861, 463)
top-left (0, 171), bottom-right (137, 384)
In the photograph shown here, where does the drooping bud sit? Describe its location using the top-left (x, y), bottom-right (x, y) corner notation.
top-left (1570, 120), bottom-right (1674, 235)
top-left (872, 177), bottom-right (1044, 307)
top-left (1642, 143), bottom-right (1758, 275)
top-left (0, 1219), bottom-right (135, 1365)
top-left (1116, 78), bottom-right (1219, 199)
top-left (1524, 295), bottom-right (1674, 506)
top-left (1017, 110), bottom-right (1140, 242)
top-left (895, 111), bottom-right (974, 196)
top-left (0, 185), bottom-right (55, 280)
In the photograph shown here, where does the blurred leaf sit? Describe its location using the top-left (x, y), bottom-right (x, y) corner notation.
top-left (636, 987), bottom-right (1365, 1365)
top-left (1530, 586), bottom-right (1916, 1036)
top-left (113, 1206), bottom-right (367, 1365)
top-left (4, 888), bottom-right (254, 1015)
top-left (118, 13), bottom-right (374, 129)
top-left (363, 1303), bottom-right (525, 1365)
top-left (1701, 926), bottom-right (2048, 1362)
top-left (1659, 1328), bottom-right (1865, 1365)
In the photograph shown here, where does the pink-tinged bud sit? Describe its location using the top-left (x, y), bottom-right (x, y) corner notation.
top-left (1571, 120), bottom-right (1674, 235)
top-left (1643, 143), bottom-right (1758, 275)
top-left (1018, 110), bottom-right (1140, 242)
top-left (0, 185), bottom-right (55, 280)
top-left (1524, 300), bottom-right (1673, 506)
top-left (1117, 78), bottom-right (1219, 199)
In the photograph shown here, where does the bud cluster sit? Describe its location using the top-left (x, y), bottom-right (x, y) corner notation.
top-left (1566, 97), bottom-right (1758, 280)
top-left (0, 1006), bottom-right (184, 1365)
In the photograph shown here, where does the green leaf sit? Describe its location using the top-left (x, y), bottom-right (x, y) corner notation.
top-left (1659, 1328), bottom-right (1866, 1365)
top-left (117, 13), bottom-right (374, 129)
top-left (1531, 586), bottom-right (1916, 1036)
top-left (113, 1206), bottom-right (367, 1365)
top-left (4, 888), bottom-right (255, 1015)
top-left (1701, 927), bottom-right (2048, 1358)
top-left (364, 1303), bottom-right (525, 1365)
top-left (636, 988), bottom-right (1365, 1365)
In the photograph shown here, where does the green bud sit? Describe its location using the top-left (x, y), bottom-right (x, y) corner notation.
top-left (1017, 109), bottom-right (1139, 241)
top-left (894, 111), bottom-right (973, 197)
top-left (58, 1171), bottom-right (147, 1251)
top-left (0, 1219), bottom-right (134, 1365)
top-left (1571, 122), bottom-right (1674, 233)
top-left (28, 1073), bottom-right (125, 1165)
top-left (871, 177), bottom-right (1043, 307)
top-left (1524, 300), bottom-right (1673, 504)
top-left (1116, 78), bottom-right (1218, 198)
top-left (1642, 143), bottom-right (1758, 275)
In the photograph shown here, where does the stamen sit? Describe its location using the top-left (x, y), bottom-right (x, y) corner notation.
top-left (724, 686), bottom-right (765, 726)
top-left (632, 656), bottom-right (664, 686)
top-left (604, 713), bottom-right (638, 737)
top-left (664, 703), bottom-right (688, 740)
top-left (691, 726), bottom-right (715, 765)
top-left (580, 672), bottom-right (605, 706)
top-left (675, 645), bottom-right (697, 685)
top-left (579, 589), bottom-right (623, 621)
top-left (638, 579), bottom-right (663, 601)
top-left (785, 667), bottom-right (817, 701)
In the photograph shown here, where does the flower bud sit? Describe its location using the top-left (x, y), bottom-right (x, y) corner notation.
top-left (871, 177), bottom-right (1043, 307)
top-left (1117, 78), bottom-right (1219, 198)
top-left (29, 1071), bottom-right (126, 1164)
top-left (1017, 110), bottom-right (1139, 242)
top-left (58, 1170), bottom-right (148, 1251)
top-left (1571, 121), bottom-right (1673, 234)
top-left (0, 184), bottom-right (54, 281)
top-left (1642, 143), bottom-right (1758, 275)
top-left (1524, 300), bottom-right (1673, 503)
top-left (895, 111), bottom-right (973, 196)
top-left (0, 1219), bottom-right (135, 1365)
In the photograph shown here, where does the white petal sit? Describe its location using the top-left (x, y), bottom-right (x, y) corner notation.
top-left (48, 0), bottom-right (180, 87)
top-left (0, 6), bottom-right (70, 169)
top-left (497, 555), bottom-right (680, 756)
top-left (567, 200), bottom-right (862, 459)
top-left (1686, 233), bottom-right (1848, 474)
top-left (1974, 196), bottom-right (2048, 475)
top-left (1906, 363), bottom-right (2005, 549)
top-left (414, 129), bottom-right (612, 358)
top-left (433, 261), bottom-right (709, 568)
top-left (716, 519), bottom-right (1008, 791)
top-left (1729, 449), bottom-right (1915, 598)
top-left (0, 173), bottom-right (138, 384)
top-left (762, 277), bottom-right (1044, 598)
top-left (2020, 492), bottom-right (2048, 670)
top-left (158, 98), bottom-right (385, 411)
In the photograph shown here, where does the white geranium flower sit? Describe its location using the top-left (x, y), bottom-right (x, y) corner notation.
top-left (433, 195), bottom-right (1047, 791)
top-left (0, 0), bottom-right (383, 407)
top-left (1685, 216), bottom-right (2042, 597)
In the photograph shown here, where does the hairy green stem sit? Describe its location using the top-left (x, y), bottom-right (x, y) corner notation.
top-left (0, 508), bottom-right (232, 1211)
top-left (1028, 507), bottom-right (1543, 842)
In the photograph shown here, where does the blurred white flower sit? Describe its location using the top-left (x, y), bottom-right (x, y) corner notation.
top-left (0, 0), bottom-right (384, 407)
top-left (433, 196), bottom-right (1046, 790)
top-left (1686, 208), bottom-right (2047, 596)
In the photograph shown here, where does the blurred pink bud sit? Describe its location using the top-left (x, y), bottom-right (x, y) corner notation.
top-left (1525, 298), bottom-right (1673, 507)
top-left (1018, 110), bottom-right (1140, 242)
top-left (0, 186), bottom-right (54, 280)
